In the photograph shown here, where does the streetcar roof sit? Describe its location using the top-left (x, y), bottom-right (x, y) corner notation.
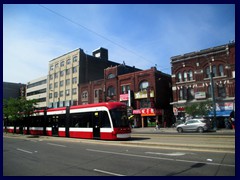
top-left (47, 107), bottom-right (66, 112)
top-left (70, 102), bottom-right (126, 110)
top-left (43, 102), bottom-right (126, 113)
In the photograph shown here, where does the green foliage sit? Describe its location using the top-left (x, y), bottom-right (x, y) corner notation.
top-left (3, 97), bottom-right (38, 122)
top-left (185, 101), bottom-right (211, 118)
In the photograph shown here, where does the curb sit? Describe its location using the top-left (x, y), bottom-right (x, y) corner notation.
top-left (119, 141), bottom-right (235, 153)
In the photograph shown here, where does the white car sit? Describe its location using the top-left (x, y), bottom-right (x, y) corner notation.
top-left (176, 119), bottom-right (209, 133)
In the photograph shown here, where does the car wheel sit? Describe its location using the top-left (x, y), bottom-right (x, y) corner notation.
top-left (198, 127), bottom-right (204, 133)
top-left (177, 127), bottom-right (183, 133)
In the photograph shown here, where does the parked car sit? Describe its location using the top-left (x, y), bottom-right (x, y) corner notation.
top-left (176, 118), bottom-right (209, 133)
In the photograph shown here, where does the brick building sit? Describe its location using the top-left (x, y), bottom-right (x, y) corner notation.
top-left (170, 42), bottom-right (235, 128)
top-left (79, 66), bottom-right (173, 128)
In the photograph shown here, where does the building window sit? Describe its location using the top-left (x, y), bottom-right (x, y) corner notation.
top-left (72, 67), bottom-right (77, 73)
top-left (54, 82), bottom-right (58, 88)
top-left (107, 86), bottom-right (115, 96)
top-left (72, 77), bottom-right (77, 84)
top-left (73, 56), bottom-right (78, 62)
top-left (219, 64), bottom-right (224, 76)
top-left (205, 66), bottom-right (210, 78)
top-left (187, 87), bottom-right (194, 100)
top-left (60, 70), bottom-right (65, 76)
top-left (49, 74), bottom-right (53, 80)
top-left (218, 84), bottom-right (226, 98)
top-left (183, 71), bottom-right (187, 81)
top-left (67, 59), bottom-right (71, 65)
top-left (121, 85), bottom-right (130, 94)
top-left (49, 83), bottom-right (53, 90)
top-left (188, 70), bottom-right (193, 81)
top-left (60, 61), bottom-right (65, 67)
top-left (55, 63), bottom-right (59, 68)
top-left (49, 93), bottom-right (52, 99)
top-left (179, 89), bottom-right (183, 100)
top-left (107, 73), bottom-right (115, 79)
top-left (212, 65), bottom-right (217, 77)
top-left (60, 80), bottom-right (64, 87)
top-left (183, 86), bottom-right (187, 100)
top-left (178, 87), bottom-right (187, 100)
top-left (139, 81), bottom-right (149, 91)
top-left (177, 72), bottom-right (182, 82)
top-left (66, 68), bottom-right (70, 75)
top-left (54, 92), bottom-right (58, 98)
top-left (94, 89), bottom-right (98, 98)
top-left (66, 79), bottom-right (70, 86)
top-left (50, 65), bottom-right (54, 70)
top-left (72, 88), bottom-right (77, 95)
top-left (66, 89), bottom-right (70, 96)
top-left (54, 73), bottom-right (58, 78)
top-left (60, 91), bottom-right (63, 97)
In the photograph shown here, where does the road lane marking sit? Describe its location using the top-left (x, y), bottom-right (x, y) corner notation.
top-left (17, 148), bottom-right (33, 154)
top-left (94, 169), bottom-right (125, 176)
top-left (145, 152), bottom-right (186, 156)
top-left (47, 143), bottom-right (66, 147)
top-left (86, 148), bottom-right (234, 167)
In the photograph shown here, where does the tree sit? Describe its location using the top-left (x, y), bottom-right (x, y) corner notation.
top-left (3, 97), bottom-right (38, 134)
top-left (185, 101), bottom-right (211, 118)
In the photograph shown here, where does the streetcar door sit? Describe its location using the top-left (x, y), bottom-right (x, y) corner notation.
top-left (52, 116), bottom-right (59, 136)
top-left (93, 112), bottom-right (100, 139)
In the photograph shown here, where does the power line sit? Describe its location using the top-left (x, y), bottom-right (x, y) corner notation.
top-left (38, 4), bottom-right (157, 65)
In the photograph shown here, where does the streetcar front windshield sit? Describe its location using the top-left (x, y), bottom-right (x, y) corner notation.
top-left (110, 108), bottom-right (129, 128)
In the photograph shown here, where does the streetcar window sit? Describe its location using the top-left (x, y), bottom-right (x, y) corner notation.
top-left (30, 116), bottom-right (44, 127)
top-left (110, 109), bottom-right (129, 127)
top-left (58, 115), bottom-right (66, 127)
top-left (71, 112), bottom-right (93, 128)
top-left (101, 111), bottom-right (111, 128)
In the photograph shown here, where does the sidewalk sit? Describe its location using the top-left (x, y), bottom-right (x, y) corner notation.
top-left (131, 127), bottom-right (235, 135)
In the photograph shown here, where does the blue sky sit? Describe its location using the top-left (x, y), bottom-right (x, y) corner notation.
top-left (3, 4), bottom-right (235, 83)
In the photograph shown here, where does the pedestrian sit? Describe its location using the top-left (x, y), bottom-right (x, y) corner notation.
top-left (231, 118), bottom-right (235, 129)
top-left (230, 110), bottom-right (235, 129)
top-left (155, 120), bottom-right (160, 130)
top-left (224, 117), bottom-right (229, 129)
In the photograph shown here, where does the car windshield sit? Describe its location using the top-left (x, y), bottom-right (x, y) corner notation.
top-left (110, 108), bottom-right (129, 127)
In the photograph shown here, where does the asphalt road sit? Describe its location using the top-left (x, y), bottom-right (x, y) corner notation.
top-left (3, 135), bottom-right (235, 176)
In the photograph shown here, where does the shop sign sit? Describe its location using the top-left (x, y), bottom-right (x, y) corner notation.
top-left (177, 107), bottom-right (185, 112)
top-left (195, 92), bottom-right (206, 99)
top-left (141, 108), bottom-right (162, 116)
top-left (120, 94), bottom-right (129, 101)
top-left (133, 109), bottom-right (141, 114)
top-left (216, 102), bottom-right (233, 111)
top-left (134, 90), bottom-right (154, 99)
top-left (133, 108), bottom-right (162, 116)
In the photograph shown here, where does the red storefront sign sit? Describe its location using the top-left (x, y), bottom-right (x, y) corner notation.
top-left (177, 107), bottom-right (185, 112)
top-left (119, 94), bottom-right (129, 101)
top-left (133, 109), bottom-right (141, 114)
top-left (133, 108), bottom-right (162, 116)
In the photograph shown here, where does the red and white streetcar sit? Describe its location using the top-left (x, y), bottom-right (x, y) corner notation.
top-left (4, 102), bottom-right (131, 140)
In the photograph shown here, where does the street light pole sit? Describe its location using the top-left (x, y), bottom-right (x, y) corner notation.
top-left (209, 60), bottom-right (217, 130)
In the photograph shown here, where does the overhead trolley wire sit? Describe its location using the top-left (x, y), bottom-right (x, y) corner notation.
top-left (38, 4), bottom-right (170, 71)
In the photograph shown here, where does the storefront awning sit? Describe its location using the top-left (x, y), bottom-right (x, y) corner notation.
top-left (208, 110), bottom-right (232, 117)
